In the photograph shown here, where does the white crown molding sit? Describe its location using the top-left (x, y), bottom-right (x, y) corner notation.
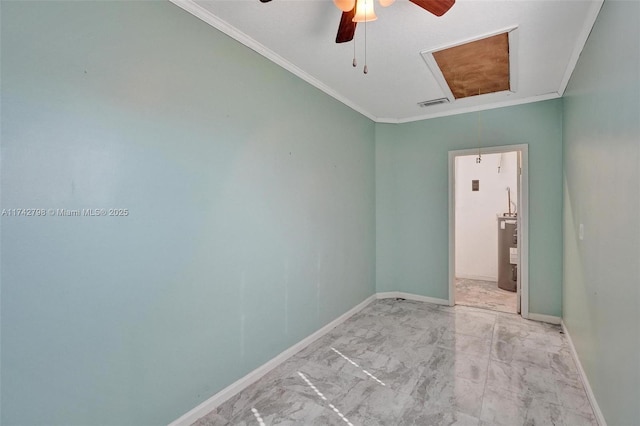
top-left (169, 1), bottom-right (600, 125)
top-left (562, 321), bottom-right (608, 426)
top-left (168, 0), bottom-right (377, 122)
top-left (377, 92), bottom-right (561, 124)
top-left (558, 0), bottom-right (605, 95)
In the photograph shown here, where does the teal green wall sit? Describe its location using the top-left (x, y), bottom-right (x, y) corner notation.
top-left (0, 2), bottom-right (375, 425)
top-left (562, 0), bottom-right (640, 424)
top-left (376, 100), bottom-right (564, 316)
top-left (4, 0), bottom-right (636, 425)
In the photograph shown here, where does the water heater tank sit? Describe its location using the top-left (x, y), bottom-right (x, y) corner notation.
top-left (498, 217), bottom-right (517, 292)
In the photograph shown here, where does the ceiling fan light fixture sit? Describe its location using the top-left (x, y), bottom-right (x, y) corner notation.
top-left (352, 0), bottom-right (377, 22)
top-left (379, 0), bottom-right (395, 7)
top-left (333, 0), bottom-right (356, 12)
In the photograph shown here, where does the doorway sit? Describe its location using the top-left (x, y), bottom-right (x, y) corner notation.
top-left (448, 144), bottom-right (529, 318)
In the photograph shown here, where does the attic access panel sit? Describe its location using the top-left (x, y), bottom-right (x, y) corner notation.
top-left (432, 32), bottom-right (510, 99)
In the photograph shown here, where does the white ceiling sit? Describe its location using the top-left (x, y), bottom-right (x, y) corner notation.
top-left (170, 0), bottom-right (603, 123)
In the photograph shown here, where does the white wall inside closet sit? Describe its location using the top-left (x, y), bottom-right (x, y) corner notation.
top-left (455, 152), bottom-right (518, 281)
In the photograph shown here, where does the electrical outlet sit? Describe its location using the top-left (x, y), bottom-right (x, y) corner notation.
top-left (579, 224), bottom-right (584, 240)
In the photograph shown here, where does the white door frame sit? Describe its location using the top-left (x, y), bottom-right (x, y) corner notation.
top-left (448, 144), bottom-right (529, 319)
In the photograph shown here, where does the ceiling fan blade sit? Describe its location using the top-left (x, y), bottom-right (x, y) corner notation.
top-left (336, 8), bottom-right (357, 43)
top-left (409, 0), bottom-right (455, 17)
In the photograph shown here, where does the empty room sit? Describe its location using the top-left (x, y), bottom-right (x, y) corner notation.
top-left (1, 0), bottom-right (638, 425)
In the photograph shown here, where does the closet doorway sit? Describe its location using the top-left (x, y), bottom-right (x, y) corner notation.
top-left (448, 144), bottom-right (529, 318)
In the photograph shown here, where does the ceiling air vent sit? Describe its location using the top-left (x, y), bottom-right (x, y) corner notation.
top-left (418, 98), bottom-right (450, 108)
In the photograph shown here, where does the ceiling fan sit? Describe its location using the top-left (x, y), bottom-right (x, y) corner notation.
top-left (259, 0), bottom-right (455, 43)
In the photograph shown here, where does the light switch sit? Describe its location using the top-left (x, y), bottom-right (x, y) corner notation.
top-left (579, 224), bottom-right (584, 240)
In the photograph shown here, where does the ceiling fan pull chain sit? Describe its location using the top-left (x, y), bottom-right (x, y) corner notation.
top-left (363, 0), bottom-right (368, 74)
top-left (476, 89), bottom-right (482, 163)
top-left (353, 33), bottom-right (357, 67)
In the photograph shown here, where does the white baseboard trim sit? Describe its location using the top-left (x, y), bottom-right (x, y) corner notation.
top-left (527, 312), bottom-right (562, 325)
top-left (376, 291), bottom-right (450, 306)
top-left (455, 274), bottom-right (498, 282)
top-left (561, 321), bottom-right (607, 426)
top-left (168, 294), bottom-right (376, 426)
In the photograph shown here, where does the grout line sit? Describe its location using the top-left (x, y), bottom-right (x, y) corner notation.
top-left (479, 317), bottom-right (498, 421)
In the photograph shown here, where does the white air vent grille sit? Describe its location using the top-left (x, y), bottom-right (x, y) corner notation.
top-left (417, 98), bottom-right (450, 108)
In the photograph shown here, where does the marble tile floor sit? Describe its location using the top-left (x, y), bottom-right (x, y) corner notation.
top-left (455, 278), bottom-right (518, 314)
top-left (194, 299), bottom-right (596, 426)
